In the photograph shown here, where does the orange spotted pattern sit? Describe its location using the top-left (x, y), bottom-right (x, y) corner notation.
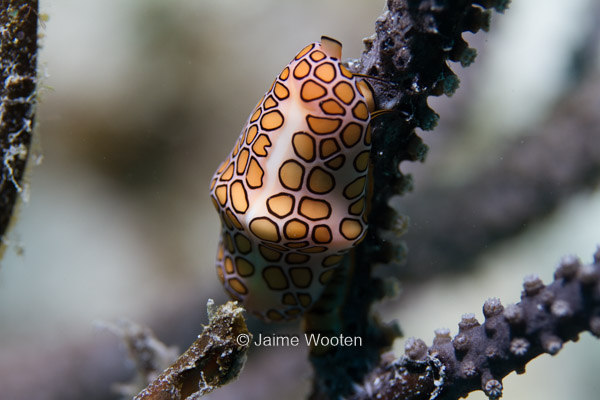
top-left (209, 36), bottom-right (375, 322)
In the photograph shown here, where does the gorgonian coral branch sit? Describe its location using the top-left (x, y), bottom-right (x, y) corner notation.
top-left (308, 0), bottom-right (508, 398)
top-left (401, 75), bottom-right (600, 279)
top-left (349, 248), bottom-right (600, 400)
top-left (0, 0), bottom-right (38, 247)
top-left (355, 0), bottom-right (508, 247)
top-left (134, 301), bottom-right (251, 400)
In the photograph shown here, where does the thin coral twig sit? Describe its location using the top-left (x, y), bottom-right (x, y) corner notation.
top-left (349, 248), bottom-right (600, 400)
top-left (134, 301), bottom-right (251, 400)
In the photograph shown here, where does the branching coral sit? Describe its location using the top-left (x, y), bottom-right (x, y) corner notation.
top-left (308, 0), bottom-right (510, 398)
top-left (349, 248), bottom-right (600, 400)
top-left (0, 0), bottom-right (38, 249)
top-left (357, 0), bottom-right (509, 243)
top-left (1, 0), bottom-right (597, 399)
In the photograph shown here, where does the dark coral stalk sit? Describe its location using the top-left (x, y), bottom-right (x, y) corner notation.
top-left (308, 0), bottom-right (508, 398)
top-left (349, 248), bottom-right (600, 400)
top-left (356, 0), bottom-right (508, 245)
top-left (0, 0), bottom-right (38, 247)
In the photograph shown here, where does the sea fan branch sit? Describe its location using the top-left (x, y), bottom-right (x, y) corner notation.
top-left (349, 248), bottom-right (600, 400)
top-left (0, 0), bottom-right (38, 249)
top-left (308, 0), bottom-right (509, 397)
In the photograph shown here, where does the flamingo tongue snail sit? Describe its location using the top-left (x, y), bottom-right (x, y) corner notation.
top-left (209, 36), bottom-right (375, 322)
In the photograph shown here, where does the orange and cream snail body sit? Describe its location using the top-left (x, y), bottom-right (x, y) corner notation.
top-left (209, 36), bottom-right (375, 322)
